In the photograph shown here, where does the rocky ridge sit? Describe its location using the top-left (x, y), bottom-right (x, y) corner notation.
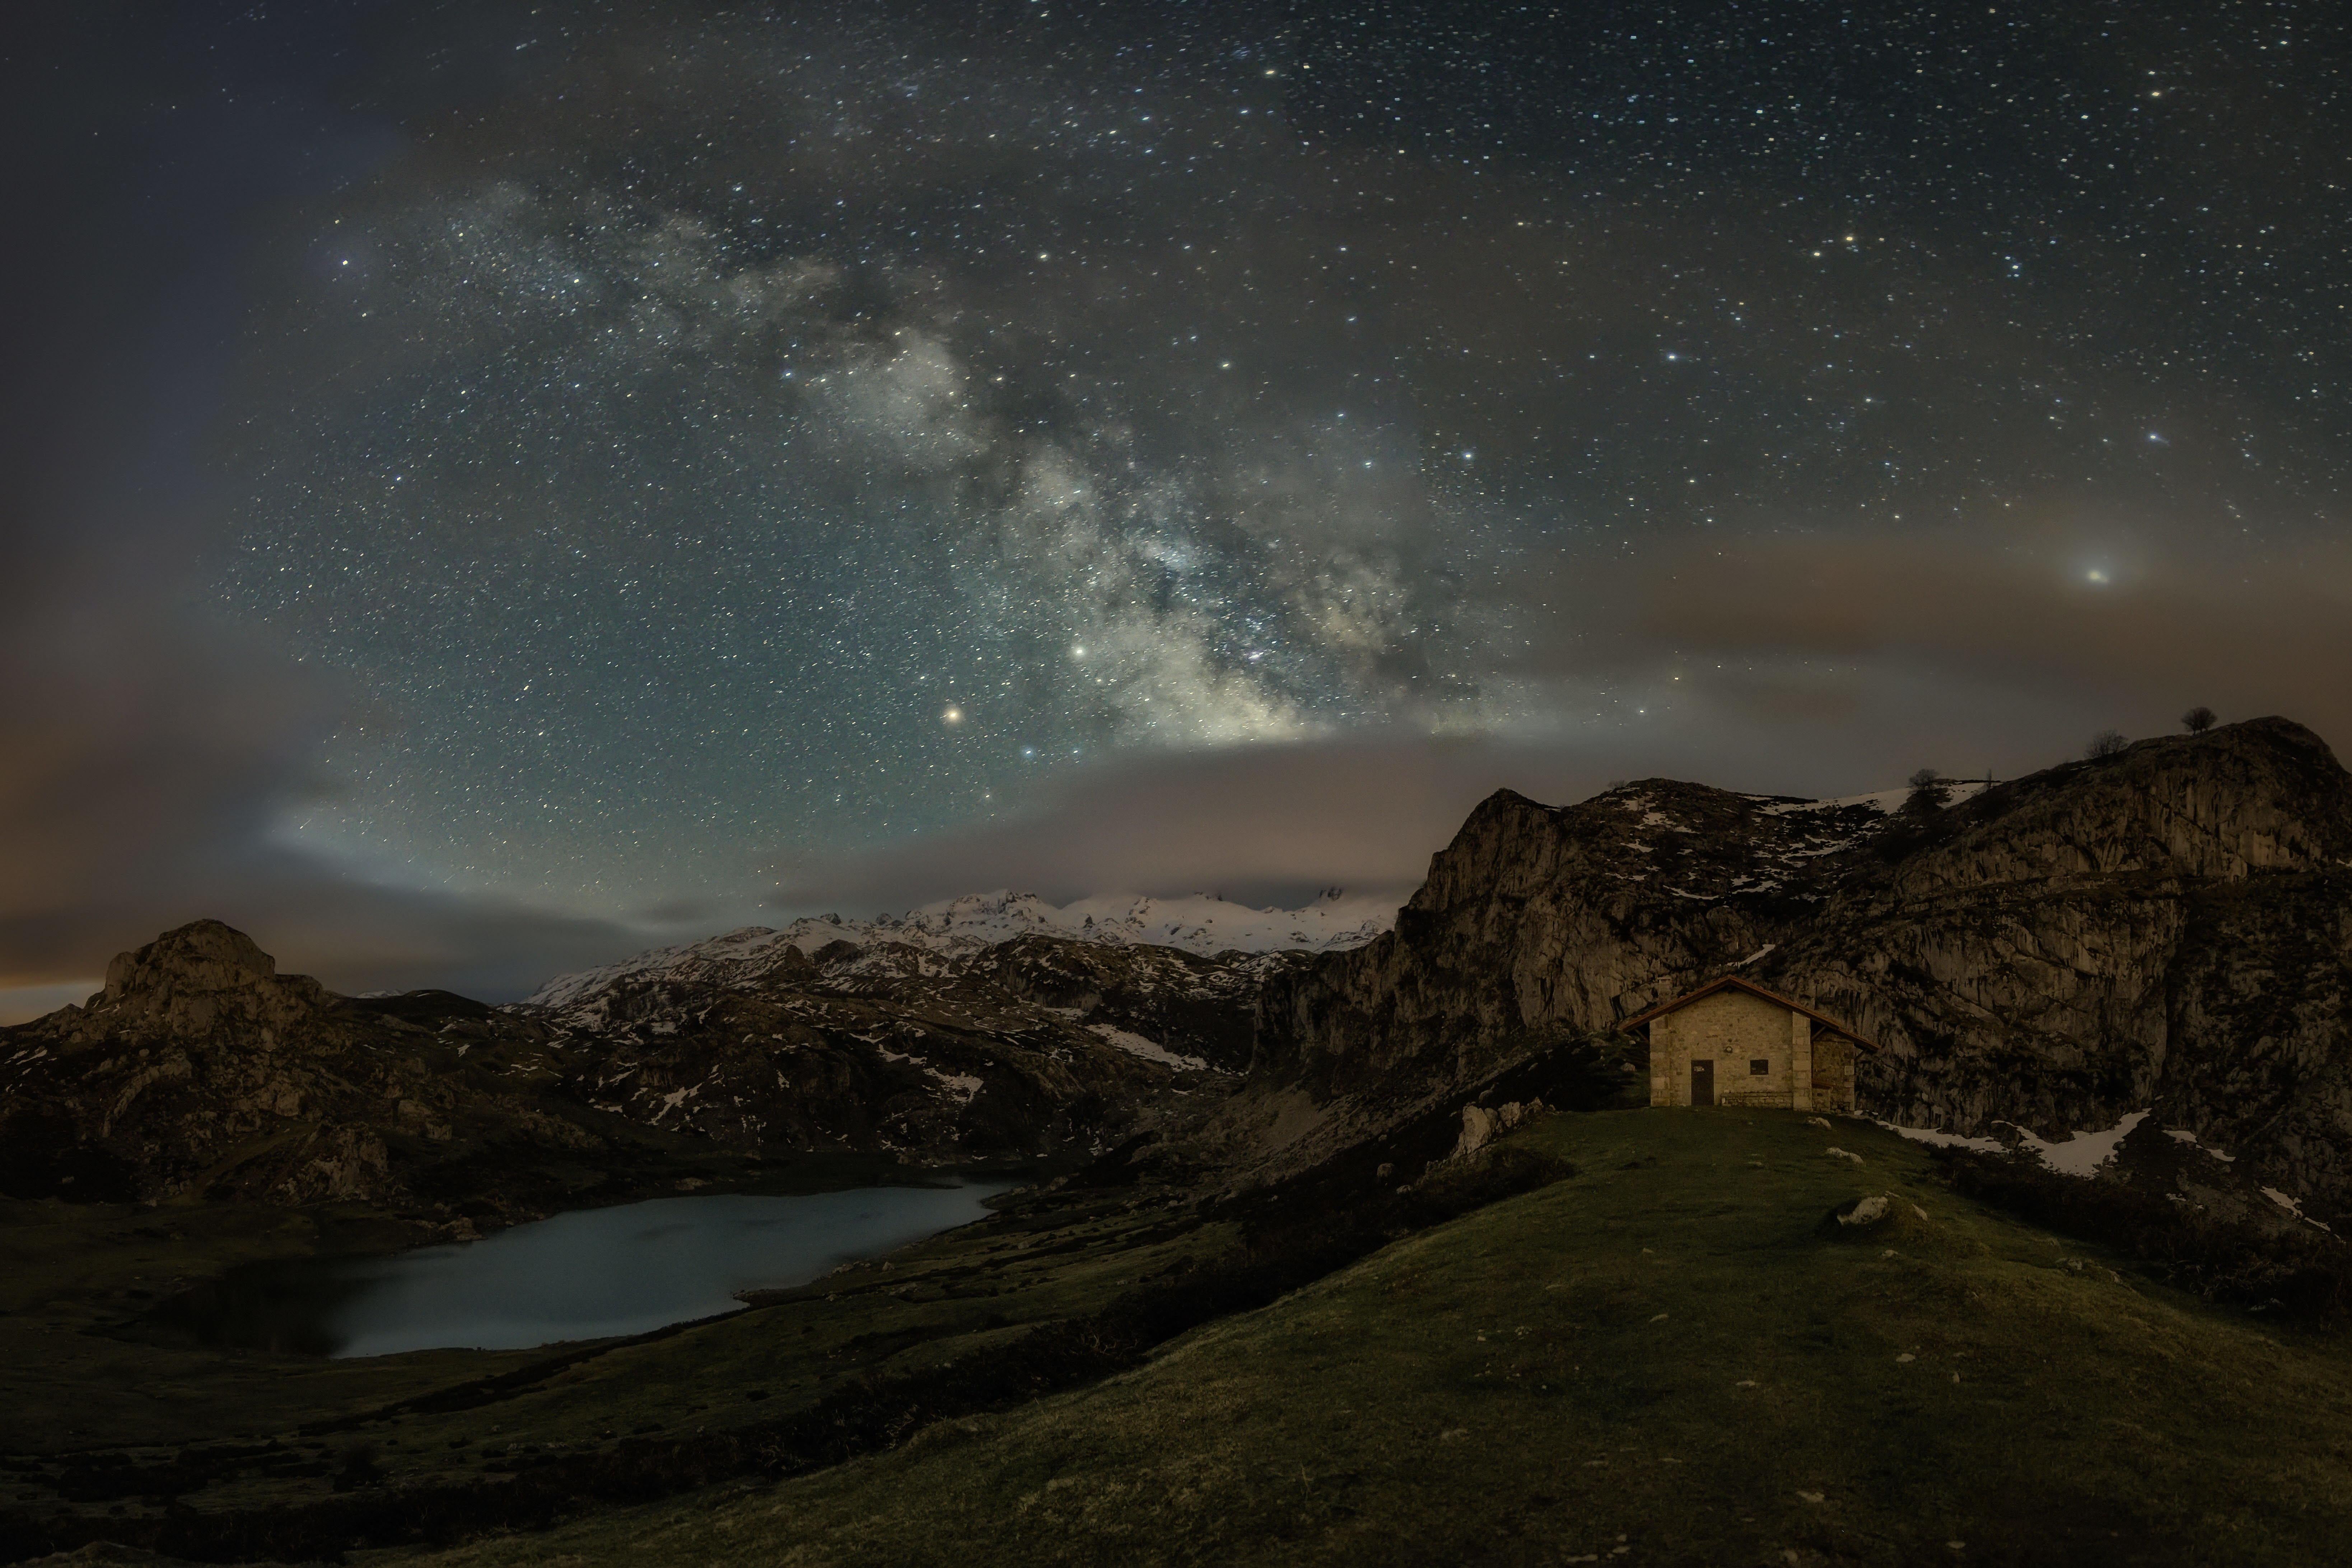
top-left (0, 921), bottom-right (588, 1215)
top-left (0, 908), bottom-right (1327, 1218)
top-left (1252, 718), bottom-right (2352, 1223)
top-left (528, 929), bottom-right (1307, 1156)
top-left (524, 888), bottom-right (1391, 1011)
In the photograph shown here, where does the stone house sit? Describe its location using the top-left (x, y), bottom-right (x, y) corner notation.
top-left (1619, 976), bottom-right (1879, 1113)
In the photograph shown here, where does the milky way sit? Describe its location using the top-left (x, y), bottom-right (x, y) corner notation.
top-left (210, 0), bottom-right (2351, 918)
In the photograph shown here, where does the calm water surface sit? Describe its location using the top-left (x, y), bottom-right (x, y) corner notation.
top-left (165, 1184), bottom-right (1008, 1357)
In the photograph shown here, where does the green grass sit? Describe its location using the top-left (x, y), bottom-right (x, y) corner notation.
top-left (0, 1177), bottom-right (1229, 1545)
top-left (372, 1111), bottom-right (2352, 1567)
top-left (0, 1195), bottom-right (552, 1456)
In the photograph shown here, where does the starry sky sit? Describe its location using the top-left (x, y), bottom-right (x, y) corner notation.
top-left (5, 0), bottom-right (2350, 1007)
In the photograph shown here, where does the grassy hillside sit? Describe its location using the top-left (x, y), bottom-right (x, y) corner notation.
top-left (0, 1168), bottom-right (1236, 1560)
top-left (378, 1111), bottom-right (2352, 1568)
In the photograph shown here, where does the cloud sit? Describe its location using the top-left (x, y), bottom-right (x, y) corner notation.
top-left (767, 737), bottom-right (1494, 914)
top-left (1637, 534), bottom-right (2352, 752)
top-left (772, 515), bottom-right (2352, 925)
top-left (762, 693), bottom-right (2102, 920)
top-left (0, 556), bottom-right (652, 1005)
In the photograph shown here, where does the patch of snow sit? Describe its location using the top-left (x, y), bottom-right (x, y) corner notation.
top-left (1879, 1123), bottom-right (2006, 1154)
top-left (929, 1070), bottom-right (984, 1104)
top-left (1762, 786), bottom-right (1909, 817)
top-left (2005, 1110), bottom-right (2148, 1177)
top-left (1086, 1023), bottom-right (1210, 1072)
top-left (1884, 1110), bottom-right (2150, 1176)
top-left (523, 888), bottom-right (1396, 1013)
top-left (1760, 779), bottom-right (1992, 818)
top-left (1732, 944), bottom-right (1777, 968)
top-left (2165, 1127), bottom-right (2236, 1162)
top-left (2261, 1187), bottom-right (2334, 1233)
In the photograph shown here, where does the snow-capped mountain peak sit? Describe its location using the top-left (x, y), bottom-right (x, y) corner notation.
top-left (524, 888), bottom-right (1396, 1010)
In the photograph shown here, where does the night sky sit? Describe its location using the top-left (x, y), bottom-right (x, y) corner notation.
top-left (5, 1), bottom-right (2349, 1008)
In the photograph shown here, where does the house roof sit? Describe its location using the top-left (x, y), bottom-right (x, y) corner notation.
top-left (1615, 974), bottom-right (1882, 1052)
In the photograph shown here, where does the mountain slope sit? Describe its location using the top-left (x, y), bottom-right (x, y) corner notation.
top-left (1256, 718), bottom-right (2352, 1222)
top-left (0, 921), bottom-right (751, 1221)
top-left (0, 910), bottom-right (1326, 1215)
top-left (379, 1110), bottom-right (2352, 1568)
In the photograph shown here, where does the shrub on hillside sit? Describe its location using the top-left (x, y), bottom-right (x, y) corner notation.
top-left (1933, 1148), bottom-right (2352, 1323)
top-left (1905, 767), bottom-right (1952, 812)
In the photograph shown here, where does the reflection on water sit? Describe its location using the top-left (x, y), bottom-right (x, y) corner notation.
top-left (158, 1184), bottom-right (1007, 1357)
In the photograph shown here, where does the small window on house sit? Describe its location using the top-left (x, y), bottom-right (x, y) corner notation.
top-left (1750, 1059), bottom-right (1770, 1076)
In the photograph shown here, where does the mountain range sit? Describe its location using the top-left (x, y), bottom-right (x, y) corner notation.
top-left (522, 888), bottom-right (1393, 1011)
top-left (0, 892), bottom-right (1385, 1224)
top-left (6, 717), bottom-right (2348, 1231)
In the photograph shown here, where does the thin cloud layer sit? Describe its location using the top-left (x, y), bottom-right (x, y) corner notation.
top-left (0, 562), bottom-right (648, 1013)
top-left (1643, 536), bottom-right (2352, 748)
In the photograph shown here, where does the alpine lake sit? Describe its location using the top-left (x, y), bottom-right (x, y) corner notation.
top-left (148, 1180), bottom-right (1014, 1357)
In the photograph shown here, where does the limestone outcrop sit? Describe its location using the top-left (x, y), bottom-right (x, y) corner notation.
top-left (0, 923), bottom-right (594, 1213)
top-left (1257, 718), bottom-right (2352, 1223)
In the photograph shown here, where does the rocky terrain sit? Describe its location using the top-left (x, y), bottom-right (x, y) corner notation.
top-left (1255, 717), bottom-right (2352, 1223)
top-left (0, 904), bottom-right (1341, 1219)
top-left (526, 926), bottom-right (1311, 1157)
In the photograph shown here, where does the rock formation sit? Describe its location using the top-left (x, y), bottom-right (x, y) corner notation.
top-left (526, 930), bottom-right (1277, 1157)
top-left (0, 922), bottom-right (603, 1214)
top-left (1256, 718), bottom-right (2352, 1223)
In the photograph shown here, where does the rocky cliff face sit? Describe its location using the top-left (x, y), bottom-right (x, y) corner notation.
top-left (0, 919), bottom-right (1288, 1217)
top-left (527, 931), bottom-right (1278, 1157)
top-left (1258, 718), bottom-right (2352, 1222)
top-left (0, 922), bottom-right (587, 1214)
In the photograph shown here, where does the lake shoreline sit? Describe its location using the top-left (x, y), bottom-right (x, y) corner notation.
top-left (123, 1171), bottom-right (1034, 1358)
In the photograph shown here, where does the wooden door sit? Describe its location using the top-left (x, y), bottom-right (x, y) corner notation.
top-left (1691, 1059), bottom-right (1714, 1106)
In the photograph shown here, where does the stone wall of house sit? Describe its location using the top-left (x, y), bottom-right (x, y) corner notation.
top-left (1648, 989), bottom-right (1810, 1108)
top-left (1810, 1037), bottom-right (1857, 1114)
